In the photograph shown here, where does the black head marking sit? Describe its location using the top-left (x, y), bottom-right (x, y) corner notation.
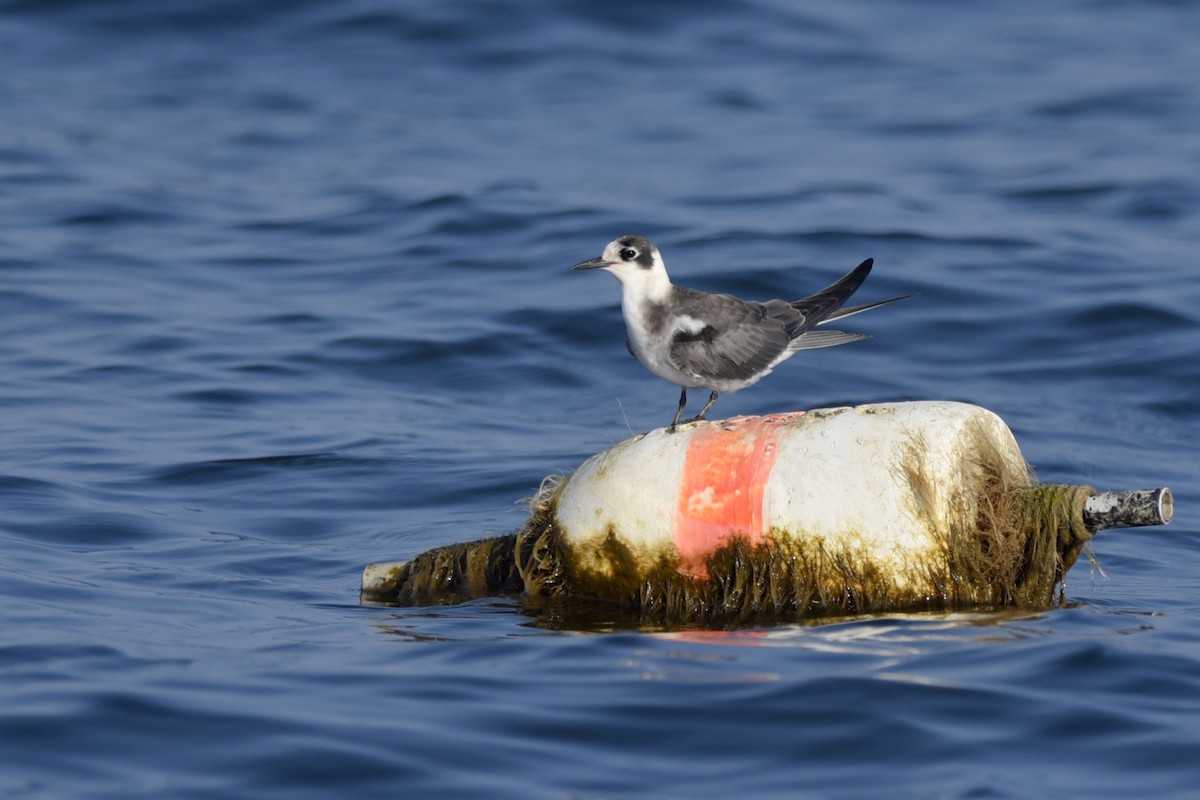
top-left (616, 234), bottom-right (657, 270)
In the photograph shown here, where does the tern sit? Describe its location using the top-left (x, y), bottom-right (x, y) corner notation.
top-left (571, 234), bottom-right (908, 432)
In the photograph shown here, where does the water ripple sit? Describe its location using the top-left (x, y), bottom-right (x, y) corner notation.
top-left (1, 1), bottom-right (1198, 798)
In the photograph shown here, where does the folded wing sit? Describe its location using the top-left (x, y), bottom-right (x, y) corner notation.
top-left (667, 290), bottom-right (791, 383)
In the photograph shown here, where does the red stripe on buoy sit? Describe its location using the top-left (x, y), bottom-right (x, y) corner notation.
top-left (673, 415), bottom-right (798, 577)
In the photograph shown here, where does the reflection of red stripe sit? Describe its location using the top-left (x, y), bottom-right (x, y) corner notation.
top-left (673, 415), bottom-right (798, 577)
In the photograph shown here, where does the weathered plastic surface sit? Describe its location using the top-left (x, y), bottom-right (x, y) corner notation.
top-left (554, 401), bottom-right (1026, 585)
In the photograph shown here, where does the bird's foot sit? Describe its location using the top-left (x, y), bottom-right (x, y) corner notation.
top-left (664, 415), bottom-right (707, 434)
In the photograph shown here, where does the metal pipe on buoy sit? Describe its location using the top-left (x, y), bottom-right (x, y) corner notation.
top-left (1083, 488), bottom-right (1173, 531)
top-left (362, 401), bottom-right (1173, 625)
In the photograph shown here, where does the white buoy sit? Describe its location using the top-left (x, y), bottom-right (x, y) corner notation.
top-left (554, 401), bottom-right (1023, 586)
top-left (362, 401), bottom-right (1173, 625)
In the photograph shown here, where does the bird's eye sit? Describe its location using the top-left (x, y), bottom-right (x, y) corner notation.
top-left (620, 248), bottom-right (638, 261)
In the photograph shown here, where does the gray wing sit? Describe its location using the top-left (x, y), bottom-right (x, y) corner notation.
top-left (667, 290), bottom-right (791, 383)
top-left (692, 259), bottom-right (877, 347)
top-left (777, 257), bottom-right (909, 347)
top-left (786, 258), bottom-right (874, 333)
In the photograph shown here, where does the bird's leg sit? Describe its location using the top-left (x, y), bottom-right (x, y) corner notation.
top-left (685, 390), bottom-right (719, 424)
top-left (667, 387), bottom-right (688, 433)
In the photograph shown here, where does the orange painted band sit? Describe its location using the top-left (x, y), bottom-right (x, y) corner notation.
top-left (673, 414), bottom-right (800, 576)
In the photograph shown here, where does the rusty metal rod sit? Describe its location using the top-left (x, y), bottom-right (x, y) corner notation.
top-left (1083, 488), bottom-right (1173, 532)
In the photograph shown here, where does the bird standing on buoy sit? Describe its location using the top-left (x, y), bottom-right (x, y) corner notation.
top-left (571, 235), bottom-right (909, 432)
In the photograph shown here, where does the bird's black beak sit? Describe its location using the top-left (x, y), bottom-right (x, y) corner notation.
top-left (571, 257), bottom-right (611, 271)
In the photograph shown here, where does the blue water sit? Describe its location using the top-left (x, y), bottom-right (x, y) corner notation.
top-left (2, 0), bottom-right (1198, 797)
